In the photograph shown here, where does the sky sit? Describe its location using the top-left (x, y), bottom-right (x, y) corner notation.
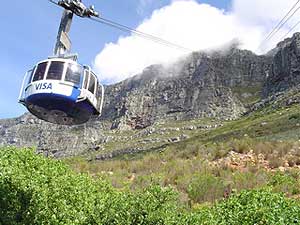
top-left (1, 0), bottom-right (299, 119)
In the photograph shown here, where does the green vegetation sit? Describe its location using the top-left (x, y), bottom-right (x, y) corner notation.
top-left (2, 147), bottom-right (300, 224)
top-left (84, 103), bottom-right (300, 162)
top-left (66, 104), bottom-right (300, 206)
top-left (232, 85), bottom-right (262, 105)
top-left (205, 189), bottom-right (300, 225)
top-left (0, 147), bottom-right (183, 224)
top-left (190, 104), bottom-right (300, 143)
top-left (67, 139), bottom-right (300, 204)
top-left (2, 97), bottom-right (300, 224)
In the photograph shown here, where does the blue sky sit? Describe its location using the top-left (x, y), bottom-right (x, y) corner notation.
top-left (0, 0), bottom-right (231, 119)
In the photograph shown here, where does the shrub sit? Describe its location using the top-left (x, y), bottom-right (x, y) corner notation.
top-left (212, 189), bottom-right (300, 225)
top-left (268, 172), bottom-right (300, 195)
top-left (0, 147), bottom-right (183, 225)
top-left (0, 147), bottom-right (102, 224)
top-left (188, 173), bottom-right (225, 203)
top-left (232, 170), bottom-right (268, 191)
top-left (2, 147), bottom-right (300, 225)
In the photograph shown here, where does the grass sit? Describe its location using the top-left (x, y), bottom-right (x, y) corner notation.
top-left (64, 101), bottom-right (300, 205)
top-left (65, 138), bottom-right (300, 205)
top-left (82, 116), bottom-right (220, 159)
top-left (172, 103), bottom-right (300, 147)
top-left (232, 85), bottom-right (262, 106)
top-left (4, 147), bottom-right (300, 224)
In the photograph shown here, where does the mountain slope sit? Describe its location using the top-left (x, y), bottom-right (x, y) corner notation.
top-left (1, 33), bottom-right (300, 157)
top-left (103, 48), bottom-right (271, 130)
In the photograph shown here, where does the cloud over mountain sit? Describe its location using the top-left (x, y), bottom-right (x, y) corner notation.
top-left (94, 0), bottom-right (298, 83)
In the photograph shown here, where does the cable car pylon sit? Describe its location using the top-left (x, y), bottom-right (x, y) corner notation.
top-left (19, 0), bottom-right (104, 125)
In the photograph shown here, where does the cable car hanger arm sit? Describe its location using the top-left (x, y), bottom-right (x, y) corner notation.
top-left (48, 0), bottom-right (192, 53)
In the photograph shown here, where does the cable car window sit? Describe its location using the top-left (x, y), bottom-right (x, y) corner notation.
top-left (32, 62), bottom-right (47, 82)
top-left (95, 80), bottom-right (102, 100)
top-left (94, 79), bottom-right (98, 95)
top-left (96, 84), bottom-right (103, 111)
top-left (65, 64), bottom-right (82, 86)
top-left (46, 61), bottom-right (64, 80)
top-left (83, 70), bottom-right (89, 89)
top-left (27, 67), bottom-right (35, 84)
top-left (88, 74), bottom-right (96, 93)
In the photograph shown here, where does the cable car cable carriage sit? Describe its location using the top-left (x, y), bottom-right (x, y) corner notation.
top-left (19, 0), bottom-right (192, 126)
top-left (19, 0), bottom-right (104, 125)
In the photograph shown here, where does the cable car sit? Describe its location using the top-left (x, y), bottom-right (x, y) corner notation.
top-left (19, 57), bottom-right (104, 125)
top-left (18, 0), bottom-right (189, 125)
top-left (18, 0), bottom-right (104, 125)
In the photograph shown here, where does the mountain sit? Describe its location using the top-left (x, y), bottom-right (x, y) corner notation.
top-left (1, 33), bottom-right (300, 158)
top-left (103, 48), bottom-right (271, 130)
top-left (263, 34), bottom-right (300, 96)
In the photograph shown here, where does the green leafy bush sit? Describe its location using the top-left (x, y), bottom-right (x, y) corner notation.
top-left (188, 173), bottom-right (225, 203)
top-left (268, 172), bottom-right (300, 195)
top-left (2, 147), bottom-right (300, 225)
top-left (0, 147), bottom-right (182, 225)
top-left (212, 189), bottom-right (300, 225)
top-left (92, 185), bottom-right (181, 225)
top-left (0, 147), bottom-right (104, 224)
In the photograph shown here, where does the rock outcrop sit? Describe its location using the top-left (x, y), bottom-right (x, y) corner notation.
top-left (0, 113), bottom-right (107, 158)
top-left (264, 33), bottom-right (300, 96)
top-left (103, 48), bottom-right (271, 130)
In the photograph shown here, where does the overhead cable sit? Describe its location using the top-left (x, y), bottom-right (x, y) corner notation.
top-left (259, 0), bottom-right (300, 48)
top-left (90, 17), bottom-right (192, 52)
top-left (281, 20), bottom-right (300, 40)
top-left (49, 0), bottom-right (192, 53)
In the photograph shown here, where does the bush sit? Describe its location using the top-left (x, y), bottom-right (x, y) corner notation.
top-left (268, 172), bottom-right (300, 195)
top-left (2, 147), bottom-right (300, 225)
top-left (188, 173), bottom-right (225, 203)
top-left (212, 189), bottom-right (300, 225)
top-left (93, 185), bottom-right (181, 225)
top-left (0, 147), bottom-right (182, 225)
top-left (0, 147), bottom-right (103, 224)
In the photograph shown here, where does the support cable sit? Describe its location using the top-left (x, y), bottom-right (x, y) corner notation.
top-left (259, 0), bottom-right (300, 49)
top-left (281, 19), bottom-right (300, 40)
top-left (49, 0), bottom-right (192, 53)
top-left (90, 17), bottom-right (192, 52)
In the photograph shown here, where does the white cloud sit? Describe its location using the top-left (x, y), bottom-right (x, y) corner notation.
top-left (94, 0), bottom-right (300, 84)
top-left (232, 0), bottom-right (298, 50)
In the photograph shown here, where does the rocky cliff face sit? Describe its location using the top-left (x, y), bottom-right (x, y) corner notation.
top-left (0, 113), bottom-right (107, 158)
top-left (103, 48), bottom-right (271, 130)
top-left (2, 33), bottom-right (300, 158)
top-left (264, 33), bottom-right (300, 96)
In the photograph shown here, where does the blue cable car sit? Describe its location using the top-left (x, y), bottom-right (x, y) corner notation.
top-left (19, 58), bottom-right (104, 125)
top-left (18, 0), bottom-right (104, 125)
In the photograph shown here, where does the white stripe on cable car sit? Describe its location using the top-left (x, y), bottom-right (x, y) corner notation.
top-left (25, 80), bottom-right (74, 97)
